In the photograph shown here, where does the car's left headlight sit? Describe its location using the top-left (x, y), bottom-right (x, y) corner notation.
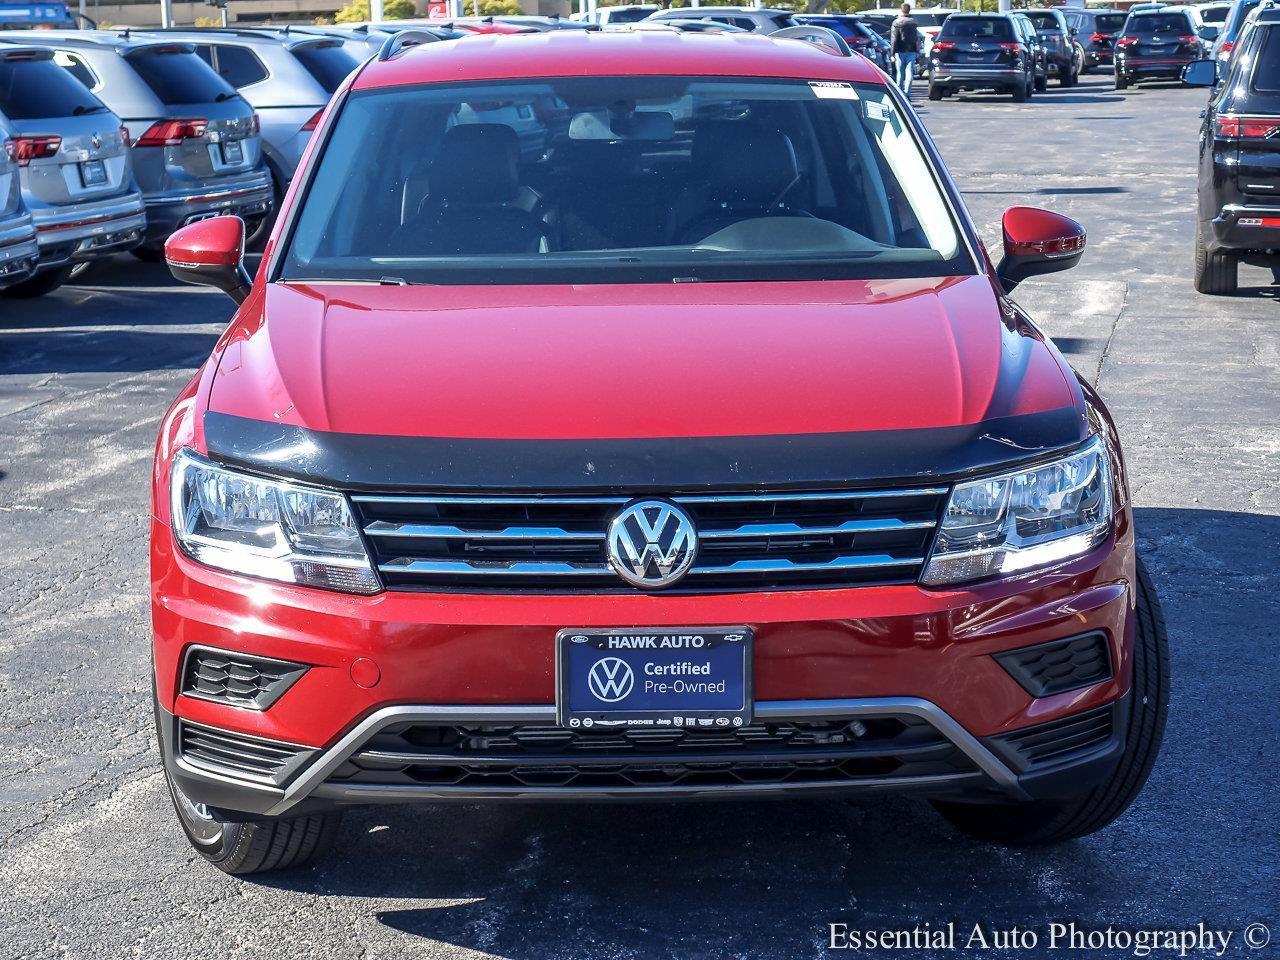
top-left (921, 436), bottom-right (1113, 587)
top-left (170, 448), bottom-right (381, 595)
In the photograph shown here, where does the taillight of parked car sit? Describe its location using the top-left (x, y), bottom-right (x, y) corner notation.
top-left (1215, 114), bottom-right (1280, 140)
top-left (10, 135), bottom-right (61, 166)
top-left (302, 109), bottom-right (324, 132)
top-left (1117, 36), bottom-right (1139, 49)
top-left (135, 119), bottom-right (208, 147)
top-left (120, 125), bottom-right (132, 148)
top-left (252, 114), bottom-right (261, 134)
top-left (998, 42), bottom-right (1021, 52)
top-left (1218, 39), bottom-right (1235, 57)
top-left (1090, 32), bottom-right (1112, 44)
top-left (932, 40), bottom-right (954, 50)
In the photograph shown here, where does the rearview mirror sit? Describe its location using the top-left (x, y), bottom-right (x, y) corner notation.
top-left (1182, 58), bottom-right (1217, 86)
top-left (164, 216), bottom-right (252, 304)
top-left (996, 206), bottom-right (1086, 292)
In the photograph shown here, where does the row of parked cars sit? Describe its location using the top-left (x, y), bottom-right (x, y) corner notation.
top-left (0, 26), bottom-right (364, 297)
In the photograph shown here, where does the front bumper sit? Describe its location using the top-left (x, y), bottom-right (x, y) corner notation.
top-left (30, 192), bottom-right (146, 267)
top-left (1207, 203), bottom-right (1280, 253)
top-left (1116, 56), bottom-right (1197, 79)
top-left (930, 66), bottom-right (1025, 88)
top-left (142, 170), bottom-right (273, 244)
top-left (152, 504), bottom-right (1136, 817)
top-left (0, 213), bottom-right (38, 285)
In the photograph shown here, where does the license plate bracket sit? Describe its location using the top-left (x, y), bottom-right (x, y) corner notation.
top-left (556, 626), bottom-right (753, 731)
top-left (221, 139), bottom-right (244, 164)
top-left (79, 159), bottom-right (107, 188)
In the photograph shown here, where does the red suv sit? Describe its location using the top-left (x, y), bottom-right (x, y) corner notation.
top-left (152, 30), bottom-right (1169, 874)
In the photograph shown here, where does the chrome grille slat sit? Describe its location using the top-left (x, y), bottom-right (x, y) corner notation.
top-left (353, 486), bottom-right (946, 592)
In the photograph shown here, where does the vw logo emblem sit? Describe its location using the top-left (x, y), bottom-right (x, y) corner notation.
top-left (90, 132), bottom-right (103, 150)
top-left (587, 657), bottom-right (634, 702)
top-left (607, 500), bottom-right (697, 588)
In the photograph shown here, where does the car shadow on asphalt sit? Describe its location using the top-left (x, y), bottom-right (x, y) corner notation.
top-left (239, 506), bottom-right (1278, 958)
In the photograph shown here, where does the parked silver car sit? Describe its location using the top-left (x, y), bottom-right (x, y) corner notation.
top-left (0, 44), bottom-right (144, 297)
top-left (644, 6), bottom-right (799, 32)
top-left (0, 106), bottom-right (39, 291)
top-left (0, 31), bottom-right (272, 259)
top-left (151, 28), bottom-right (361, 199)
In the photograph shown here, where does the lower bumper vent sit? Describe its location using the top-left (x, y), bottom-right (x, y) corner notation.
top-left (180, 646), bottom-right (308, 710)
top-left (324, 716), bottom-right (982, 792)
top-left (994, 631), bottom-right (1112, 697)
top-left (177, 719), bottom-right (314, 786)
top-left (986, 704), bottom-right (1117, 774)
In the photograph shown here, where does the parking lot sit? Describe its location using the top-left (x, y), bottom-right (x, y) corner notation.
top-left (1, 73), bottom-right (1277, 959)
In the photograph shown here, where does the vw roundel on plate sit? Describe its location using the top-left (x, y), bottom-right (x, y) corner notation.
top-left (557, 627), bottom-right (754, 730)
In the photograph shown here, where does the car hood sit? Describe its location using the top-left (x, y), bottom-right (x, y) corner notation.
top-left (201, 275), bottom-right (1086, 489)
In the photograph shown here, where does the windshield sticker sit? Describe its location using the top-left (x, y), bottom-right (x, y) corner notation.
top-left (863, 100), bottom-right (892, 123)
top-left (809, 80), bottom-right (860, 100)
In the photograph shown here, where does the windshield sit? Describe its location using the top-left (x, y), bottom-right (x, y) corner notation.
top-left (0, 54), bottom-right (106, 119)
top-left (1200, 6), bottom-right (1230, 23)
top-left (939, 17), bottom-right (1014, 41)
top-left (291, 41), bottom-right (358, 94)
top-left (912, 13), bottom-right (951, 27)
top-left (1023, 12), bottom-right (1061, 31)
top-left (1095, 14), bottom-right (1126, 32)
top-left (1125, 13), bottom-right (1192, 33)
top-left (127, 47), bottom-right (237, 105)
top-left (280, 77), bottom-right (971, 286)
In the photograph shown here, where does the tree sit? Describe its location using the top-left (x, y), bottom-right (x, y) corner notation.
top-left (334, 0), bottom-right (417, 23)
top-left (473, 0), bottom-right (523, 13)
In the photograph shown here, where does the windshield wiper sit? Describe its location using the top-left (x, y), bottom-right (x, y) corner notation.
top-left (214, 91), bottom-right (244, 103)
top-left (71, 104), bottom-right (107, 116)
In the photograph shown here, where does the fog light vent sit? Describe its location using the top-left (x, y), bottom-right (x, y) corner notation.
top-left (181, 646), bottom-right (308, 710)
top-left (994, 631), bottom-right (1112, 698)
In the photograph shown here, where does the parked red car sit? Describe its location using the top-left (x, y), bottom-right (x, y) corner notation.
top-left (152, 30), bottom-right (1168, 874)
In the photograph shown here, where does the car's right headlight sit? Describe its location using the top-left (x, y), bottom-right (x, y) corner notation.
top-left (170, 448), bottom-right (381, 595)
top-left (921, 436), bottom-right (1113, 587)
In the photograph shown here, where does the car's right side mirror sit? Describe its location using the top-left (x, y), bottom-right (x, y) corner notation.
top-left (996, 206), bottom-right (1086, 293)
top-left (165, 216), bottom-right (253, 305)
top-left (1182, 58), bottom-right (1218, 86)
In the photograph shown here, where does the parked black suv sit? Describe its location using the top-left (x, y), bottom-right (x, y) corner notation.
top-left (1024, 8), bottom-right (1082, 86)
top-left (1187, 6), bottom-right (1280, 292)
top-left (928, 13), bottom-right (1036, 101)
top-left (1063, 8), bottom-right (1128, 72)
top-left (1116, 8), bottom-right (1205, 89)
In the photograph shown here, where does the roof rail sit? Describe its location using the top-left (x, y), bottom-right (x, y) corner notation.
top-left (377, 29), bottom-right (441, 60)
top-left (770, 24), bottom-right (852, 56)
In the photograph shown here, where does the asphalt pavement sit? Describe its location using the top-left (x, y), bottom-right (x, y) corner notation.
top-left (0, 75), bottom-right (1277, 960)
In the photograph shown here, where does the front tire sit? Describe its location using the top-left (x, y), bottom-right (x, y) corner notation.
top-left (165, 769), bottom-right (343, 875)
top-left (1035, 72), bottom-right (1048, 92)
top-left (933, 557), bottom-right (1169, 846)
top-left (1012, 81), bottom-right (1028, 102)
top-left (1194, 219), bottom-right (1238, 294)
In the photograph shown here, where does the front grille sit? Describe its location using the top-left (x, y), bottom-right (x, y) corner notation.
top-left (325, 715), bottom-right (980, 790)
top-left (352, 488), bottom-right (947, 592)
top-left (177, 719), bottom-right (314, 786)
top-left (986, 704), bottom-right (1116, 774)
top-left (180, 646), bottom-right (308, 710)
top-left (994, 632), bottom-right (1113, 697)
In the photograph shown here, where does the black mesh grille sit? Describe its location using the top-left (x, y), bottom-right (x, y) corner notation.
top-left (994, 632), bottom-right (1112, 697)
top-left (181, 647), bottom-right (308, 710)
top-left (987, 705), bottom-right (1116, 773)
top-left (177, 719), bottom-right (313, 785)
top-left (326, 716), bottom-right (981, 790)
top-left (352, 488), bottom-right (946, 593)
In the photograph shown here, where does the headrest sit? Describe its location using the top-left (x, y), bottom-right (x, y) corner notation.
top-left (694, 123), bottom-right (799, 206)
top-left (431, 123), bottom-right (520, 204)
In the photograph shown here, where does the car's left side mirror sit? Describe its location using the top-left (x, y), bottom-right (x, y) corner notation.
top-left (165, 216), bottom-right (252, 305)
top-left (1182, 58), bottom-right (1217, 86)
top-left (996, 206), bottom-right (1086, 292)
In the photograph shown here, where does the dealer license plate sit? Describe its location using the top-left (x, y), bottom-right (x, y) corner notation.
top-left (79, 160), bottom-right (107, 187)
top-left (556, 626), bottom-right (752, 730)
top-left (221, 139), bottom-right (244, 164)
